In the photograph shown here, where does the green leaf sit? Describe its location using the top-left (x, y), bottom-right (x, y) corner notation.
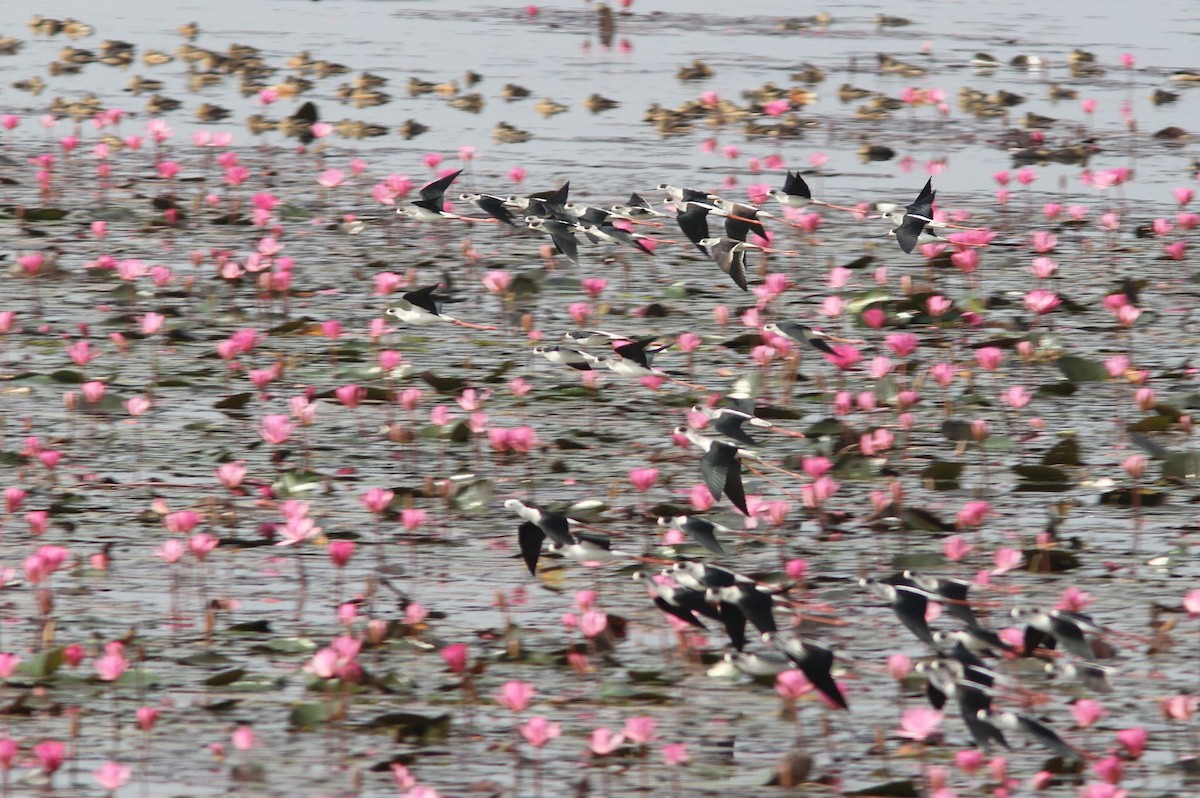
top-left (1163, 451), bottom-right (1198, 482)
top-left (215, 393), bottom-right (254, 410)
top-left (275, 469), bottom-right (324, 497)
top-left (891, 552), bottom-right (947, 570)
top-left (362, 711), bottom-right (451, 741)
top-left (1056, 355), bottom-right (1107, 383)
top-left (920, 460), bottom-right (963, 490)
top-left (1012, 464), bottom-right (1071, 491)
top-left (1023, 549), bottom-right (1081, 573)
top-left (1127, 415), bottom-right (1171, 433)
top-left (49, 370), bottom-right (85, 384)
top-left (289, 701), bottom-right (331, 730)
top-left (252, 637), bottom-right (317, 655)
top-left (204, 668), bottom-right (247, 687)
top-left (17, 648), bottom-right (64, 679)
top-left (1042, 437), bottom-right (1083, 466)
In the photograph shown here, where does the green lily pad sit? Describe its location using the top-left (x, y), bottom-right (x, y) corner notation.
top-left (1056, 355), bottom-right (1107, 383)
top-left (1012, 465), bottom-right (1070, 491)
top-left (214, 392), bottom-right (254, 410)
top-left (1023, 549), bottom-right (1081, 573)
top-left (362, 711), bottom-right (451, 741)
top-left (204, 668), bottom-right (248, 687)
top-left (275, 469), bottom-right (324, 497)
top-left (1098, 488), bottom-right (1166, 507)
top-left (252, 637), bottom-right (317, 655)
top-left (1127, 415), bottom-right (1172, 433)
top-left (920, 460), bottom-right (963, 490)
top-left (289, 701), bottom-right (331, 730)
top-left (1163, 451), bottom-right (1199, 482)
top-left (17, 648), bottom-right (64, 679)
top-left (49, 370), bottom-right (86, 384)
top-left (1042, 437), bottom-right (1083, 466)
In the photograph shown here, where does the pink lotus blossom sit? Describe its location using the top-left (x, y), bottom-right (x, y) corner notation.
top-left (496, 680), bottom-right (534, 712)
top-left (93, 760), bottom-right (130, 791)
top-left (992, 548), bottom-right (1023, 575)
top-left (1071, 699), bottom-right (1106, 729)
top-left (896, 707), bottom-right (943, 741)
top-left (520, 716), bottom-right (561, 747)
top-left (1116, 727), bottom-right (1147, 758)
top-left (589, 727), bottom-right (625, 756)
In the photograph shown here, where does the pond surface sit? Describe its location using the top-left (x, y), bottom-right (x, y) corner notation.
top-left (0, 1), bottom-right (1198, 797)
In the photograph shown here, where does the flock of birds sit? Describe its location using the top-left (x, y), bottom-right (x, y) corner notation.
top-left (372, 167), bottom-right (1122, 767)
top-left (378, 166), bottom-right (971, 295)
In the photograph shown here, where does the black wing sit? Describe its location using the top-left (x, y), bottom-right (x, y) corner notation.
top-left (537, 510), bottom-right (575, 547)
top-left (676, 204), bottom-right (711, 253)
top-left (613, 337), bottom-right (657, 370)
top-left (517, 521), bottom-right (545, 575)
top-left (724, 211), bottom-right (765, 243)
top-left (543, 220), bottom-right (580, 265)
top-left (781, 170), bottom-right (811, 200)
top-left (711, 413), bottom-right (758, 447)
top-left (402, 285), bottom-right (443, 315)
top-left (1048, 616), bottom-right (1094, 660)
top-left (892, 215), bottom-right (928, 254)
top-left (710, 240), bottom-right (748, 291)
top-left (680, 517), bottom-right (726, 554)
top-left (419, 168), bottom-right (464, 207)
top-left (935, 579), bottom-right (978, 627)
top-left (476, 195), bottom-right (516, 226)
top-left (905, 177), bottom-right (935, 219)
top-left (893, 585), bottom-right (937, 647)
top-left (734, 586), bottom-right (776, 634)
top-left (1014, 714), bottom-right (1080, 761)
top-left (718, 601), bottom-right (748, 651)
top-left (796, 642), bottom-right (848, 710)
top-left (653, 596), bottom-right (708, 630)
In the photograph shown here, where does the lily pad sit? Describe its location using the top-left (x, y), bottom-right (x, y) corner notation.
top-left (920, 460), bottom-right (963, 490)
top-left (1098, 488), bottom-right (1166, 507)
top-left (1041, 437), bottom-right (1083, 467)
top-left (1056, 355), bottom-right (1107, 383)
top-left (1023, 549), bottom-right (1081, 573)
top-left (289, 701), bottom-right (332, 730)
top-left (1012, 465), bottom-right (1071, 491)
top-left (362, 711), bottom-right (451, 741)
top-left (252, 637), bottom-right (317, 655)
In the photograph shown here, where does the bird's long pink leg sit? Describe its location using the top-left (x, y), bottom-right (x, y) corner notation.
top-left (447, 318), bottom-right (498, 331)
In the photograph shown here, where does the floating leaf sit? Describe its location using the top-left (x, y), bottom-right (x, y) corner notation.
top-left (363, 711), bottom-right (451, 741)
top-left (1163, 451), bottom-right (1198, 482)
top-left (898, 507), bottom-right (955, 532)
top-left (228, 620), bottom-right (272, 634)
top-left (892, 552), bottom-right (947, 570)
top-left (419, 371), bottom-right (468, 392)
top-left (275, 469), bottom-right (324, 497)
top-left (920, 460), bottom-right (962, 490)
top-left (214, 392), bottom-right (253, 410)
top-left (1023, 549), bottom-right (1081, 573)
top-left (17, 648), bottom-right (64, 679)
top-left (1056, 355), bottom-right (1107, 383)
top-left (1037, 381), bottom-right (1078, 397)
top-left (1042, 437), bottom-right (1083, 467)
top-left (289, 701), bottom-right (331, 730)
top-left (49, 370), bottom-right (85, 384)
top-left (178, 651), bottom-right (236, 667)
top-left (941, 420), bottom-right (973, 442)
top-left (204, 668), bottom-right (248, 687)
top-left (252, 637), bottom-right (316, 655)
top-left (1012, 465), bottom-right (1070, 491)
top-left (846, 780), bottom-right (919, 797)
top-left (1099, 488), bottom-right (1166, 507)
top-left (1127, 415), bottom-right (1171, 433)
